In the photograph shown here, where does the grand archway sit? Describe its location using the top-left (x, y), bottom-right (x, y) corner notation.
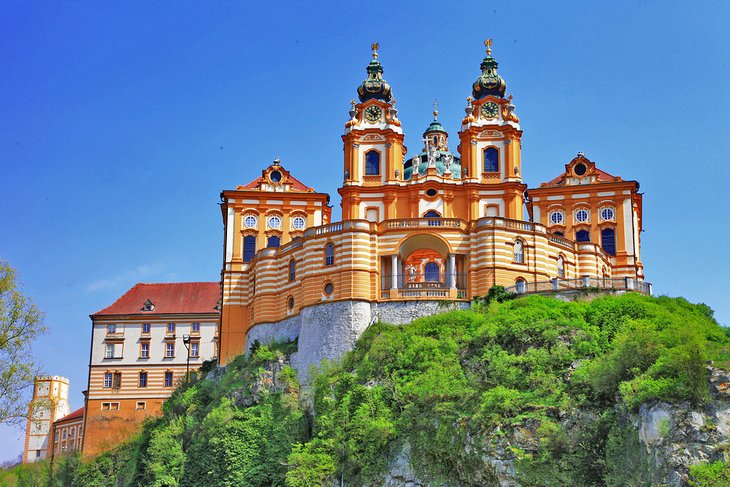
top-left (380, 233), bottom-right (466, 297)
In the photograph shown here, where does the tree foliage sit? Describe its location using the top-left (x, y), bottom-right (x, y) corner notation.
top-left (14, 291), bottom-right (728, 486)
top-left (0, 261), bottom-right (47, 425)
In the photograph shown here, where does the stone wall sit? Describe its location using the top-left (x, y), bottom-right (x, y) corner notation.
top-left (245, 299), bottom-right (471, 382)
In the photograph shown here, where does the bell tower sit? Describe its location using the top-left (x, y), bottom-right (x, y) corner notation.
top-left (340, 43), bottom-right (406, 222)
top-left (458, 39), bottom-right (525, 219)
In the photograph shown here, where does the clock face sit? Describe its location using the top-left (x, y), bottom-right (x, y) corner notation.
top-left (481, 102), bottom-right (499, 120)
top-left (364, 106), bottom-right (382, 123)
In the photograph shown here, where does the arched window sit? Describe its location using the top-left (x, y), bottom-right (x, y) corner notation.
top-left (515, 278), bottom-right (526, 294)
top-left (575, 229), bottom-right (590, 242)
top-left (243, 235), bottom-right (256, 262)
top-left (483, 147), bottom-right (499, 173)
top-left (557, 255), bottom-right (565, 278)
top-left (424, 262), bottom-right (440, 282)
top-left (267, 235), bottom-right (280, 248)
top-left (365, 151), bottom-right (380, 175)
top-left (514, 239), bottom-right (524, 264)
top-left (601, 228), bottom-right (616, 256)
top-left (289, 260), bottom-right (296, 281)
top-left (325, 242), bottom-right (335, 266)
top-left (423, 210), bottom-right (441, 227)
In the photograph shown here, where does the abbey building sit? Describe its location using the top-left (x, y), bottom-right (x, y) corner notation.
top-left (217, 41), bottom-right (647, 365)
top-left (24, 41), bottom-right (648, 460)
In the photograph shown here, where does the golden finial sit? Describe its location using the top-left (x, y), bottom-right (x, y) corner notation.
top-left (433, 98), bottom-right (439, 119)
top-left (484, 38), bottom-right (493, 55)
top-left (467, 96), bottom-right (472, 103)
top-left (371, 42), bottom-right (379, 59)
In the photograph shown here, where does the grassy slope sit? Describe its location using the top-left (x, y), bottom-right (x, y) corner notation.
top-left (5, 292), bottom-right (730, 486)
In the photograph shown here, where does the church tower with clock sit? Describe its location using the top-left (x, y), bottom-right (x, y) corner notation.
top-left (458, 39), bottom-right (526, 220)
top-left (340, 43), bottom-right (407, 222)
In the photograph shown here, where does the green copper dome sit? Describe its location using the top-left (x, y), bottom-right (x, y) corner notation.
top-left (472, 40), bottom-right (507, 100)
top-left (357, 43), bottom-right (392, 103)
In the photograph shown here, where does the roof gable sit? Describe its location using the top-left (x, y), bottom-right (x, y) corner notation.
top-left (92, 282), bottom-right (220, 316)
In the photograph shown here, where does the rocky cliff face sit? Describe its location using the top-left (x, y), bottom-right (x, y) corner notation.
top-left (378, 367), bottom-right (730, 487)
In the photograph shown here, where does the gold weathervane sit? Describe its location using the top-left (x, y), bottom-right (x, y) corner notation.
top-left (484, 38), bottom-right (493, 55)
top-left (371, 42), bottom-right (379, 59)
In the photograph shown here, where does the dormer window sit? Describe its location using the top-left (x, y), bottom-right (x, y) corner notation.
top-left (269, 171), bottom-right (282, 183)
top-left (573, 163), bottom-right (587, 176)
top-left (141, 300), bottom-right (155, 312)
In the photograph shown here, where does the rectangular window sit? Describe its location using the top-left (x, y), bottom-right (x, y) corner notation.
top-left (167, 323), bottom-right (175, 333)
top-left (136, 401), bottom-right (146, 410)
top-left (139, 371), bottom-right (147, 388)
top-left (62, 430), bottom-right (67, 439)
top-left (112, 372), bottom-right (122, 389)
top-left (191, 342), bottom-right (199, 358)
top-left (243, 235), bottom-right (257, 262)
top-left (164, 371), bottom-right (173, 387)
top-left (107, 324), bottom-right (116, 334)
top-left (105, 344), bottom-right (114, 359)
top-left (140, 343), bottom-right (150, 358)
top-left (142, 323), bottom-right (151, 333)
top-left (36, 450), bottom-right (41, 458)
top-left (166, 342), bottom-right (175, 358)
top-left (104, 372), bottom-right (112, 388)
top-left (101, 402), bottom-right (119, 410)
top-left (191, 322), bottom-right (200, 333)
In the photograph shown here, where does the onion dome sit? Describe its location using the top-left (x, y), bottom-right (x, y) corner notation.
top-left (472, 39), bottom-right (507, 100)
top-left (357, 42), bottom-right (393, 103)
top-left (403, 101), bottom-right (462, 179)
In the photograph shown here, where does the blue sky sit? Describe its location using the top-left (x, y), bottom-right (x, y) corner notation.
top-left (1, 1), bottom-right (729, 462)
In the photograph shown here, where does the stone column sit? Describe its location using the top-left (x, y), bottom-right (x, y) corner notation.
top-left (391, 254), bottom-right (399, 290)
top-left (448, 254), bottom-right (457, 289)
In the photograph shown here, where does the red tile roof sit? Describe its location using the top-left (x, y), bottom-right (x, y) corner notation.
top-left (55, 407), bottom-right (84, 424)
top-left (92, 282), bottom-right (221, 316)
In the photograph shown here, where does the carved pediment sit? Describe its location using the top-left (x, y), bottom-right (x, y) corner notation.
top-left (478, 130), bottom-right (502, 138)
top-left (361, 134), bottom-right (386, 142)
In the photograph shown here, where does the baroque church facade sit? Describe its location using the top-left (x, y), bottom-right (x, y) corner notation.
top-left (24, 41), bottom-right (649, 461)
top-left (217, 41), bottom-right (647, 365)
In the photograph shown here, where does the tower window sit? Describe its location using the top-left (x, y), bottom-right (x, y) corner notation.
top-left (267, 235), bottom-right (280, 248)
top-left (601, 228), bottom-right (616, 256)
top-left (103, 372), bottom-right (112, 388)
top-left (425, 188), bottom-right (437, 197)
top-left (289, 260), bottom-right (296, 281)
top-left (288, 296), bottom-right (295, 310)
top-left (365, 151), bottom-right (380, 175)
top-left (576, 229), bottom-right (590, 242)
top-left (424, 262), bottom-right (440, 282)
top-left (164, 371), bottom-right (173, 387)
top-left (325, 243), bottom-right (335, 266)
top-left (139, 371), bottom-right (147, 388)
top-left (483, 147), bottom-right (499, 173)
top-left (243, 235), bottom-right (256, 262)
top-left (514, 240), bottom-right (525, 264)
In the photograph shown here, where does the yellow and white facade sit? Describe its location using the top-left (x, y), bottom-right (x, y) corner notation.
top-left (218, 41), bottom-right (648, 365)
